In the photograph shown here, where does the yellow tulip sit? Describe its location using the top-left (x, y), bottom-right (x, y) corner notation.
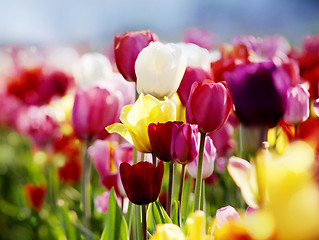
top-left (106, 94), bottom-right (176, 153)
top-left (186, 211), bottom-right (214, 240)
top-left (150, 224), bottom-right (185, 240)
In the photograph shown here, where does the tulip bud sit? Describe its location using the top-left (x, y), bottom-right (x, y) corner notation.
top-left (114, 30), bottom-right (158, 82)
top-left (283, 85), bottom-right (310, 124)
top-left (187, 136), bottom-right (216, 179)
top-left (148, 121), bottom-right (183, 162)
top-left (177, 66), bottom-right (212, 106)
top-left (225, 62), bottom-right (291, 127)
top-left (186, 80), bottom-right (233, 133)
top-left (23, 184), bottom-right (47, 211)
top-left (170, 123), bottom-right (199, 165)
top-left (120, 161), bottom-right (164, 205)
top-left (135, 42), bottom-right (187, 99)
top-left (72, 86), bottom-right (122, 141)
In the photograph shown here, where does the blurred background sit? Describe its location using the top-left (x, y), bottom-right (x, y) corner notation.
top-left (0, 0), bottom-right (318, 47)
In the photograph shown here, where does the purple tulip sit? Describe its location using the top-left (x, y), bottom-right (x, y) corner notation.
top-left (225, 62), bottom-right (291, 127)
top-left (170, 123), bottom-right (199, 165)
top-left (72, 86), bottom-right (121, 141)
top-left (283, 85), bottom-right (310, 124)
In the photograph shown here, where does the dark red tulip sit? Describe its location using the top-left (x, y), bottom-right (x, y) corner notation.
top-left (58, 158), bottom-right (82, 185)
top-left (148, 121), bottom-right (183, 162)
top-left (23, 184), bottom-right (47, 211)
top-left (177, 66), bottom-right (213, 106)
top-left (186, 80), bottom-right (233, 133)
top-left (120, 161), bottom-right (164, 205)
top-left (114, 30), bottom-right (158, 82)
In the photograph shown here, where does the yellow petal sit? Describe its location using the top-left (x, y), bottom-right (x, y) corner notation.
top-left (106, 123), bottom-right (133, 145)
top-left (150, 224), bottom-right (185, 240)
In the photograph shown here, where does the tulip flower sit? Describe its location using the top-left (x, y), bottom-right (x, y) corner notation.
top-left (314, 99), bottom-right (319, 117)
top-left (135, 42), bottom-right (187, 99)
top-left (120, 161), bottom-right (164, 205)
top-left (182, 27), bottom-right (216, 51)
top-left (94, 191), bottom-right (122, 213)
top-left (177, 66), bottom-right (212, 106)
top-left (58, 158), bottom-right (82, 185)
top-left (187, 135), bottom-right (216, 179)
top-left (150, 224), bottom-right (185, 240)
top-left (106, 94), bottom-right (176, 153)
top-left (72, 86), bottom-right (122, 141)
top-left (148, 121), bottom-right (183, 162)
top-left (114, 30), bottom-right (158, 82)
top-left (170, 123), bottom-right (199, 165)
top-left (72, 53), bottom-right (113, 88)
top-left (283, 85), bottom-right (310, 124)
top-left (215, 206), bottom-right (241, 230)
top-left (186, 80), bottom-right (233, 133)
top-left (225, 61), bottom-right (291, 127)
top-left (23, 184), bottom-right (47, 211)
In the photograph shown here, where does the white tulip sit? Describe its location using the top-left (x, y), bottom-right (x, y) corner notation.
top-left (135, 42), bottom-right (187, 99)
top-left (175, 42), bottom-right (212, 71)
top-left (72, 53), bottom-right (113, 88)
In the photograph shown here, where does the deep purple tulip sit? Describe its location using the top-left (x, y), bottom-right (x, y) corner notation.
top-left (148, 121), bottom-right (183, 162)
top-left (225, 62), bottom-right (291, 127)
top-left (72, 86), bottom-right (121, 141)
top-left (120, 161), bottom-right (164, 205)
top-left (114, 30), bottom-right (158, 82)
top-left (177, 66), bottom-right (212, 106)
top-left (170, 123), bottom-right (199, 165)
top-left (186, 80), bottom-right (233, 133)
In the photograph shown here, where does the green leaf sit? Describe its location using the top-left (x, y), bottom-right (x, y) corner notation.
top-left (100, 189), bottom-right (128, 240)
top-left (171, 200), bottom-right (179, 226)
top-left (59, 204), bottom-right (77, 240)
top-left (146, 201), bottom-right (172, 235)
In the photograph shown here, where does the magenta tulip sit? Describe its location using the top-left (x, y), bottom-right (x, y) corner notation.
top-left (170, 123), bottom-right (199, 165)
top-left (186, 80), bottom-right (233, 133)
top-left (72, 86), bottom-right (121, 141)
top-left (120, 161), bottom-right (164, 205)
top-left (177, 66), bottom-right (212, 106)
top-left (114, 30), bottom-right (158, 82)
top-left (148, 121), bottom-right (183, 162)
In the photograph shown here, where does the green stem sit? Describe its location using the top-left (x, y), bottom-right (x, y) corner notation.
top-left (193, 132), bottom-right (206, 211)
top-left (82, 141), bottom-right (91, 230)
top-left (152, 153), bottom-right (157, 167)
top-left (178, 164), bottom-right (186, 226)
top-left (142, 205), bottom-right (147, 240)
top-left (134, 147), bottom-right (138, 164)
top-left (167, 162), bottom-right (174, 217)
top-left (141, 152), bottom-right (145, 162)
top-left (136, 205), bottom-right (142, 240)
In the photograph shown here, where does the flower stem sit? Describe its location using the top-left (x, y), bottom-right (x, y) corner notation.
top-left (152, 153), bottom-right (157, 167)
top-left (142, 204), bottom-right (147, 240)
top-left (82, 140), bottom-right (91, 230)
top-left (194, 132), bottom-right (206, 211)
top-left (178, 164), bottom-right (186, 226)
top-left (167, 162), bottom-right (174, 217)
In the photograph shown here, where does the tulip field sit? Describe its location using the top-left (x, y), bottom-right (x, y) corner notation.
top-left (1, 29), bottom-right (319, 240)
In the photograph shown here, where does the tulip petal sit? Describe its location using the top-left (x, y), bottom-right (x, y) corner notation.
top-left (106, 123), bottom-right (133, 145)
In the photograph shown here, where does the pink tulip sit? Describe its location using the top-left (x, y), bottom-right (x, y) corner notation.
top-left (283, 85), bottom-right (310, 124)
top-left (186, 80), bottom-right (233, 133)
top-left (187, 135), bottom-right (216, 179)
top-left (215, 205), bottom-right (241, 230)
top-left (114, 30), bottom-right (158, 82)
top-left (94, 191), bottom-right (122, 213)
top-left (182, 28), bottom-right (216, 51)
top-left (72, 86), bottom-right (122, 141)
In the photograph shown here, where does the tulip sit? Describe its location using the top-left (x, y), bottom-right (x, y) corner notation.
top-left (150, 224), bottom-right (185, 240)
top-left (120, 161), bottom-right (164, 205)
top-left (186, 80), bottom-right (233, 133)
top-left (114, 30), bottom-right (158, 82)
top-left (58, 158), bottom-right (82, 185)
top-left (177, 66), bottom-right (212, 106)
top-left (94, 191), bottom-right (122, 213)
top-left (23, 184), bottom-right (47, 211)
top-left (148, 121), bottom-right (183, 162)
top-left (215, 206), bottom-right (241, 230)
top-left (187, 135), bottom-right (216, 179)
top-left (225, 62), bottom-right (291, 127)
top-left (186, 211), bottom-right (214, 240)
top-left (72, 86), bottom-right (122, 141)
top-left (182, 27), bottom-right (216, 51)
top-left (314, 99), bottom-right (319, 117)
top-left (72, 53), bottom-right (113, 88)
top-left (170, 123), bottom-right (199, 165)
top-left (106, 94), bottom-right (176, 153)
top-left (135, 42), bottom-right (187, 99)
top-left (283, 85), bottom-right (310, 124)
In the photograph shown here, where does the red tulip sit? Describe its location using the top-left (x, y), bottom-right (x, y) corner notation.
top-left (58, 158), bottom-right (82, 185)
top-left (120, 161), bottom-right (164, 205)
top-left (186, 80), bottom-right (233, 133)
top-left (148, 121), bottom-right (183, 162)
top-left (23, 184), bottom-right (47, 211)
top-left (177, 66), bottom-right (212, 106)
top-left (114, 30), bottom-right (158, 82)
